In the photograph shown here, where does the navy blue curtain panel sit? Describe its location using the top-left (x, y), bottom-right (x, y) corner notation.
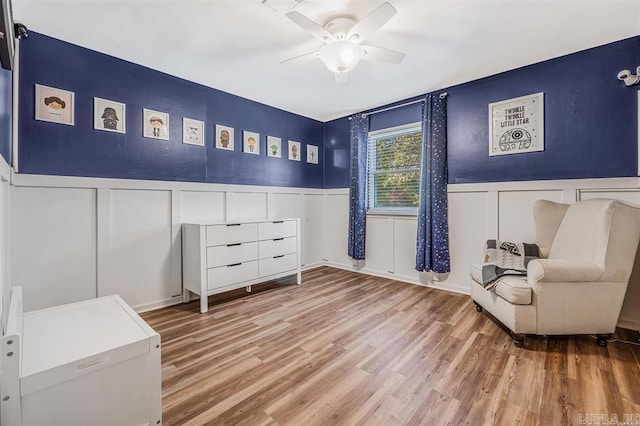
top-left (416, 95), bottom-right (450, 273)
top-left (347, 113), bottom-right (369, 260)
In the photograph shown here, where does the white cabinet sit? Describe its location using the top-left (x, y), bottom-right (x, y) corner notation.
top-left (182, 218), bottom-right (302, 313)
top-left (0, 287), bottom-right (162, 426)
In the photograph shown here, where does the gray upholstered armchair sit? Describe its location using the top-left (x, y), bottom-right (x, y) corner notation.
top-left (470, 198), bottom-right (640, 347)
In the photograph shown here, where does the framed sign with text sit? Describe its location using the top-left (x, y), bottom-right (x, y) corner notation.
top-left (489, 92), bottom-right (544, 156)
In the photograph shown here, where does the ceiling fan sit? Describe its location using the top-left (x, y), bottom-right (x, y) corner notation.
top-left (282, 2), bottom-right (406, 84)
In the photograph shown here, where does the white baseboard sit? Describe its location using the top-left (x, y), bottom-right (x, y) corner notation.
top-left (133, 296), bottom-right (183, 313)
top-left (617, 317), bottom-right (640, 332)
top-left (301, 261), bottom-right (326, 271)
top-left (324, 261), bottom-right (470, 295)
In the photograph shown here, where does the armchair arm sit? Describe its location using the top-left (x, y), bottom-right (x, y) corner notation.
top-left (527, 259), bottom-right (603, 283)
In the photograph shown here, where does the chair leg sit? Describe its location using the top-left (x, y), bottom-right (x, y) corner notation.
top-left (596, 334), bottom-right (612, 347)
top-left (511, 331), bottom-right (525, 348)
top-left (473, 301), bottom-right (483, 313)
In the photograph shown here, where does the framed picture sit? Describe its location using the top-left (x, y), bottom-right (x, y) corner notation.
top-left (489, 92), bottom-right (544, 156)
top-left (243, 131), bottom-right (260, 155)
top-left (35, 84), bottom-right (75, 125)
top-left (183, 117), bottom-right (205, 146)
top-left (143, 108), bottom-right (169, 140)
top-left (267, 136), bottom-right (281, 158)
top-left (306, 144), bottom-right (318, 164)
top-left (215, 124), bottom-right (234, 150)
top-left (94, 97), bottom-right (125, 134)
top-left (288, 140), bottom-right (301, 161)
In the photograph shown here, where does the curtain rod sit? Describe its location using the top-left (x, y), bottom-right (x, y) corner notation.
top-left (349, 92), bottom-right (448, 119)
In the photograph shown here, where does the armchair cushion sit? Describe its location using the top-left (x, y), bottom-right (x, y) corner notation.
top-left (470, 263), bottom-right (532, 305)
top-left (527, 259), bottom-right (603, 283)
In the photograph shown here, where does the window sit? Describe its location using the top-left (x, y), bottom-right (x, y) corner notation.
top-left (367, 122), bottom-right (422, 212)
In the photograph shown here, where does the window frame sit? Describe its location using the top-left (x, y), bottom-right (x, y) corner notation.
top-left (366, 122), bottom-right (422, 215)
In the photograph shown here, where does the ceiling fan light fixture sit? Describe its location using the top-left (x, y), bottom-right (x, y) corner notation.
top-left (319, 41), bottom-right (363, 74)
top-left (284, 2), bottom-right (403, 84)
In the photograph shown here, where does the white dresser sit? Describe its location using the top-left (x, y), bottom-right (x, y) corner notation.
top-left (182, 218), bottom-right (302, 313)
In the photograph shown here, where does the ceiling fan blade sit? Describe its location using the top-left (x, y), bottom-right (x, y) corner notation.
top-left (334, 72), bottom-right (349, 84)
top-left (286, 11), bottom-right (336, 42)
top-left (361, 45), bottom-right (405, 64)
top-left (347, 2), bottom-right (397, 44)
top-left (281, 51), bottom-right (320, 64)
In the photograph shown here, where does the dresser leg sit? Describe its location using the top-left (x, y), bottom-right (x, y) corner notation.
top-left (182, 289), bottom-right (191, 303)
top-left (297, 270), bottom-right (302, 285)
top-left (200, 295), bottom-right (208, 314)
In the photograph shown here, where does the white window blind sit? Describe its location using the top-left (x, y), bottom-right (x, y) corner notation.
top-left (367, 123), bottom-right (422, 212)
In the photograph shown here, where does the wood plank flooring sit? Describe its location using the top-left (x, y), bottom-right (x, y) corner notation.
top-left (141, 266), bottom-right (640, 425)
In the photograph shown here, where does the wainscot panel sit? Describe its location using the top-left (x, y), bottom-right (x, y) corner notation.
top-left (10, 174), bottom-right (327, 312)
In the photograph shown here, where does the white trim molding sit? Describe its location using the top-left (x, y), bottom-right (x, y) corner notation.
top-left (6, 173), bottom-right (640, 331)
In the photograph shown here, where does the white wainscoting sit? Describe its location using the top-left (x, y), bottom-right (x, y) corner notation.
top-left (302, 194), bottom-right (325, 267)
top-left (10, 174), bottom-right (327, 313)
top-left (106, 189), bottom-right (174, 308)
top-left (323, 177), bottom-right (640, 331)
top-left (12, 186), bottom-right (97, 311)
top-left (0, 158), bottom-right (10, 333)
top-left (8, 173), bottom-right (640, 331)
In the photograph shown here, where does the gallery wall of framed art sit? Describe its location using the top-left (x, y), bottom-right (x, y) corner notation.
top-left (19, 32), bottom-right (325, 188)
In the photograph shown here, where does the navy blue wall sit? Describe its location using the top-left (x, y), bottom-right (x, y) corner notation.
top-left (326, 36), bottom-right (640, 187)
top-left (16, 33), bottom-right (640, 188)
top-left (18, 33), bottom-right (324, 188)
top-left (324, 116), bottom-right (350, 189)
top-left (0, 67), bottom-right (11, 165)
top-left (369, 101), bottom-right (422, 132)
top-left (448, 36), bottom-right (640, 184)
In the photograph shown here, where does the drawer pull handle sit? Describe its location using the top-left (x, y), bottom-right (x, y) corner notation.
top-left (226, 223), bottom-right (241, 227)
top-left (272, 220), bottom-right (284, 224)
top-left (227, 263), bottom-right (242, 267)
top-left (77, 357), bottom-right (109, 370)
top-left (273, 238), bottom-right (284, 241)
top-left (274, 255), bottom-right (284, 259)
top-left (227, 243), bottom-right (241, 247)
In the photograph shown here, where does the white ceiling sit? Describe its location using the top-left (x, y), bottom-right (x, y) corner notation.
top-left (12, 0), bottom-right (640, 122)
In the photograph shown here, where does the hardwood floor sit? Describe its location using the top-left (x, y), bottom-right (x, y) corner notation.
top-left (141, 266), bottom-right (640, 425)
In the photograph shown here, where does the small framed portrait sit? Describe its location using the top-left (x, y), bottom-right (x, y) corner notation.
top-left (243, 131), bottom-right (260, 155)
top-left (143, 109), bottom-right (169, 140)
top-left (35, 84), bottom-right (75, 125)
top-left (94, 97), bottom-right (125, 134)
top-left (307, 144), bottom-right (319, 164)
top-left (183, 117), bottom-right (205, 146)
top-left (267, 136), bottom-right (281, 158)
top-left (215, 124), bottom-right (234, 150)
top-left (288, 140), bottom-right (301, 161)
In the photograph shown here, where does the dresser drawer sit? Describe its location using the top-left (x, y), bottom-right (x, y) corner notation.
top-left (258, 237), bottom-right (297, 259)
top-left (207, 223), bottom-right (258, 246)
top-left (207, 261), bottom-right (258, 290)
top-left (258, 220), bottom-right (297, 240)
top-left (207, 242), bottom-right (258, 268)
top-left (259, 253), bottom-right (297, 277)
